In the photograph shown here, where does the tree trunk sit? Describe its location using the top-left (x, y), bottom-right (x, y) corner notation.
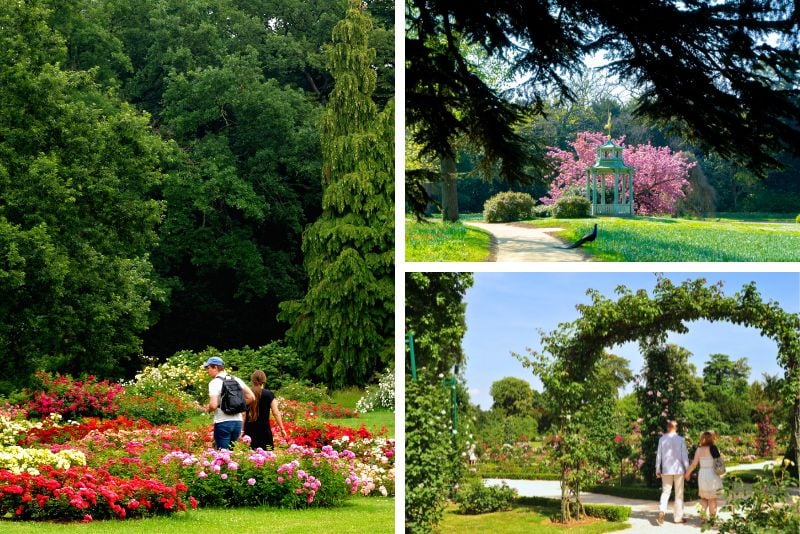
top-left (441, 156), bottom-right (459, 222)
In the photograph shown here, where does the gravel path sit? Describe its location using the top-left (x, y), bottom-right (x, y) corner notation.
top-left (464, 222), bottom-right (591, 262)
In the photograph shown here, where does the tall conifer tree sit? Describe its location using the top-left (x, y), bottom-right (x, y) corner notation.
top-left (279, 0), bottom-right (394, 388)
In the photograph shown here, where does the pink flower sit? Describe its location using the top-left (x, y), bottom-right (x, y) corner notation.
top-left (247, 478), bottom-right (256, 486)
top-left (221, 473), bottom-right (228, 480)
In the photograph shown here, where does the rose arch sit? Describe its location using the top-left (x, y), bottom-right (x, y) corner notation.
top-left (520, 276), bottom-right (800, 520)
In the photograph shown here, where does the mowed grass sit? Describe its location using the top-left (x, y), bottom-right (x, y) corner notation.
top-left (0, 497), bottom-right (394, 534)
top-left (523, 216), bottom-right (800, 261)
top-left (328, 387), bottom-right (394, 435)
top-left (438, 503), bottom-right (629, 533)
top-left (406, 218), bottom-right (491, 261)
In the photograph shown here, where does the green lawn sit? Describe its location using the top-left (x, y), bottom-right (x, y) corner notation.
top-left (0, 497), bottom-right (394, 534)
top-left (406, 218), bottom-right (492, 261)
top-left (522, 216), bottom-right (800, 261)
top-left (438, 503), bottom-right (629, 533)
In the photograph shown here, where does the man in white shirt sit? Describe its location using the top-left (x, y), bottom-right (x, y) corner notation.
top-left (204, 356), bottom-right (255, 449)
top-left (655, 419), bottom-right (690, 525)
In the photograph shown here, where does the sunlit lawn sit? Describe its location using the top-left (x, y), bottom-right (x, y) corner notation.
top-left (438, 503), bottom-right (629, 533)
top-left (406, 218), bottom-right (491, 261)
top-left (0, 497), bottom-right (394, 534)
top-left (523, 216), bottom-right (800, 261)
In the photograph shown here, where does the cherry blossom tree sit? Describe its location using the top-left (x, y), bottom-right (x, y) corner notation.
top-left (542, 131), bottom-right (695, 215)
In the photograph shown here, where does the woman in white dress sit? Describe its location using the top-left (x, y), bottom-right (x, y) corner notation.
top-left (685, 431), bottom-right (723, 523)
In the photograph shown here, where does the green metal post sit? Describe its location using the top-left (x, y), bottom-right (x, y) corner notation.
top-left (407, 331), bottom-right (417, 381)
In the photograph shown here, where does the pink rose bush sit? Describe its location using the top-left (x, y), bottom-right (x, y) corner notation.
top-left (542, 131), bottom-right (695, 215)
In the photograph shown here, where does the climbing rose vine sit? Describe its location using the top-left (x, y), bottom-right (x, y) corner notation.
top-left (542, 131), bottom-right (695, 215)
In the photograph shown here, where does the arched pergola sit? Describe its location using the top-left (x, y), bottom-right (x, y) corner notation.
top-left (523, 277), bottom-right (800, 519)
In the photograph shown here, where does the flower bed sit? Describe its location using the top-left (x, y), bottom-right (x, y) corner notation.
top-left (0, 371), bottom-right (394, 522)
top-left (0, 465), bottom-right (193, 521)
top-left (161, 443), bottom-right (354, 507)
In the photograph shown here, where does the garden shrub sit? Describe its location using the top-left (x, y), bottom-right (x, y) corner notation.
top-left (533, 204), bottom-right (552, 217)
top-left (454, 481), bottom-right (516, 514)
top-left (116, 390), bottom-right (202, 425)
top-left (0, 445), bottom-right (86, 474)
top-left (21, 373), bottom-right (124, 419)
top-left (277, 379), bottom-right (333, 404)
top-left (483, 192), bottom-right (536, 222)
top-left (0, 465), bottom-right (193, 521)
top-left (552, 194), bottom-right (591, 218)
top-left (716, 465), bottom-right (800, 533)
top-left (795, 213), bottom-right (800, 223)
top-left (136, 342), bottom-right (304, 404)
top-left (356, 368), bottom-right (395, 413)
top-left (161, 442), bottom-right (352, 508)
top-left (518, 496), bottom-right (631, 522)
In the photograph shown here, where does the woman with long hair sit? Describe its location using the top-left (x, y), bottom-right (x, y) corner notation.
top-left (685, 431), bottom-right (724, 524)
top-left (243, 370), bottom-right (287, 450)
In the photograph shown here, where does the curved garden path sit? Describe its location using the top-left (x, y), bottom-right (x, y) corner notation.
top-left (464, 222), bottom-right (591, 262)
top-left (484, 461), bottom-right (799, 533)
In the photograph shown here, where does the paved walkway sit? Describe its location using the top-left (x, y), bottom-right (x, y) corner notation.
top-left (483, 479), bottom-right (721, 533)
top-left (464, 222), bottom-right (590, 262)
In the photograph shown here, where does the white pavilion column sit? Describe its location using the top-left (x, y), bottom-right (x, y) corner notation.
top-left (613, 173), bottom-right (619, 205)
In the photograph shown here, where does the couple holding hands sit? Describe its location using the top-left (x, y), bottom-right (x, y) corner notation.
top-left (655, 420), bottom-right (724, 526)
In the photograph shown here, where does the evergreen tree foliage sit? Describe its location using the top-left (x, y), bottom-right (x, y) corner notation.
top-left (279, 1), bottom-right (394, 388)
top-left (407, 1), bottom-right (800, 214)
top-left (0, 1), bottom-right (167, 389)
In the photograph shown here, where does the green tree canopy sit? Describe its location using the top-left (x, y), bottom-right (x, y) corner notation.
top-left (490, 377), bottom-right (535, 417)
top-left (0, 0), bottom-right (168, 390)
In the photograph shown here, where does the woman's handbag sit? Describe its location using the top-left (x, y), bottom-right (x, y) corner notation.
top-left (713, 456), bottom-right (726, 476)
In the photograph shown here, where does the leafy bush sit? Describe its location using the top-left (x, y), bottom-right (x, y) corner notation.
top-left (277, 379), bottom-right (333, 404)
top-left (454, 481), bottom-right (516, 514)
top-left (795, 213), bottom-right (800, 223)
top-left (161, 442), bottom-right (352, 508)
top-left (20, 373), bottom-right (124, 419)
top-left (533, 204), bottom-right (552, 217)
top-left (116, 390), bottom-right (202, 425)
top-left (552, 194), bottom-right (591, 218)
top-left (137, 342), bottom-right (304, 404)
top-left (483, 192), bottom-right (535, 222)
top-left (716, 465), bottom-right (800, 533)
top-left (356, 368), bottom-right (395, 413)
top-left (518, 496), bottom-right (631, 522)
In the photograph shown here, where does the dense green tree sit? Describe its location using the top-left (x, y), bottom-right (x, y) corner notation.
top-left (279, 0), bottom-right (394, 388)
top-left (0, 1), bottom-right (167, 389)
top-left (702, 353), bottom-right (753, 432)
top-left (490, 377), bottom-right (535, 417)
top-left (407, 1), bottom-right (800, 212)
top-left (145, 50), bottom-right (322, 355)
top-left (404, 272), bottom-right (474, 377)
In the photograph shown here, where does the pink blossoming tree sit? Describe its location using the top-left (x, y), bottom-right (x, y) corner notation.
top-left (542, 131), bottom-right (695, 215)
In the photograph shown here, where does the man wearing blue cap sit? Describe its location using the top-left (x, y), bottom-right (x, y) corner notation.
top-left (204, 356), bottom-right (255, 449)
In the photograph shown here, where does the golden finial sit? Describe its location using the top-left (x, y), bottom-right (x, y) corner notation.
top-left (604, 111), bottom-right (612, 140)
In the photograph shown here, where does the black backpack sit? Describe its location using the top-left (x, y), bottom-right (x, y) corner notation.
top-left (217, 375), bottom-right (247, 415)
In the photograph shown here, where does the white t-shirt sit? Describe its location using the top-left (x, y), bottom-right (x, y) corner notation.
top-left (208, 372), bottom-right (248, 423)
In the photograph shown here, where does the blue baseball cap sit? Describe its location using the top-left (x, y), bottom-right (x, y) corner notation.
top-left (202, 356), bottom-right (225, 368)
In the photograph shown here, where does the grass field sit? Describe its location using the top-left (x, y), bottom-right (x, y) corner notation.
top-left (438, 503), bottom-right (629, 533)
top-left (0, 497), bottom-right (394, 534)
top-left (522, 216), bottom-right (800, 261)
top-left (406, 218), bottom-right (492, 261)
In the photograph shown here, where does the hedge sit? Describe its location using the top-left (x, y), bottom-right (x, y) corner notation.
top-left (517, 496), bottom-right (631, 522)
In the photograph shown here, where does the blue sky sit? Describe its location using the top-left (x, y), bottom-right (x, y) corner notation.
top-left (462, 272), bottom-right (800, 409)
